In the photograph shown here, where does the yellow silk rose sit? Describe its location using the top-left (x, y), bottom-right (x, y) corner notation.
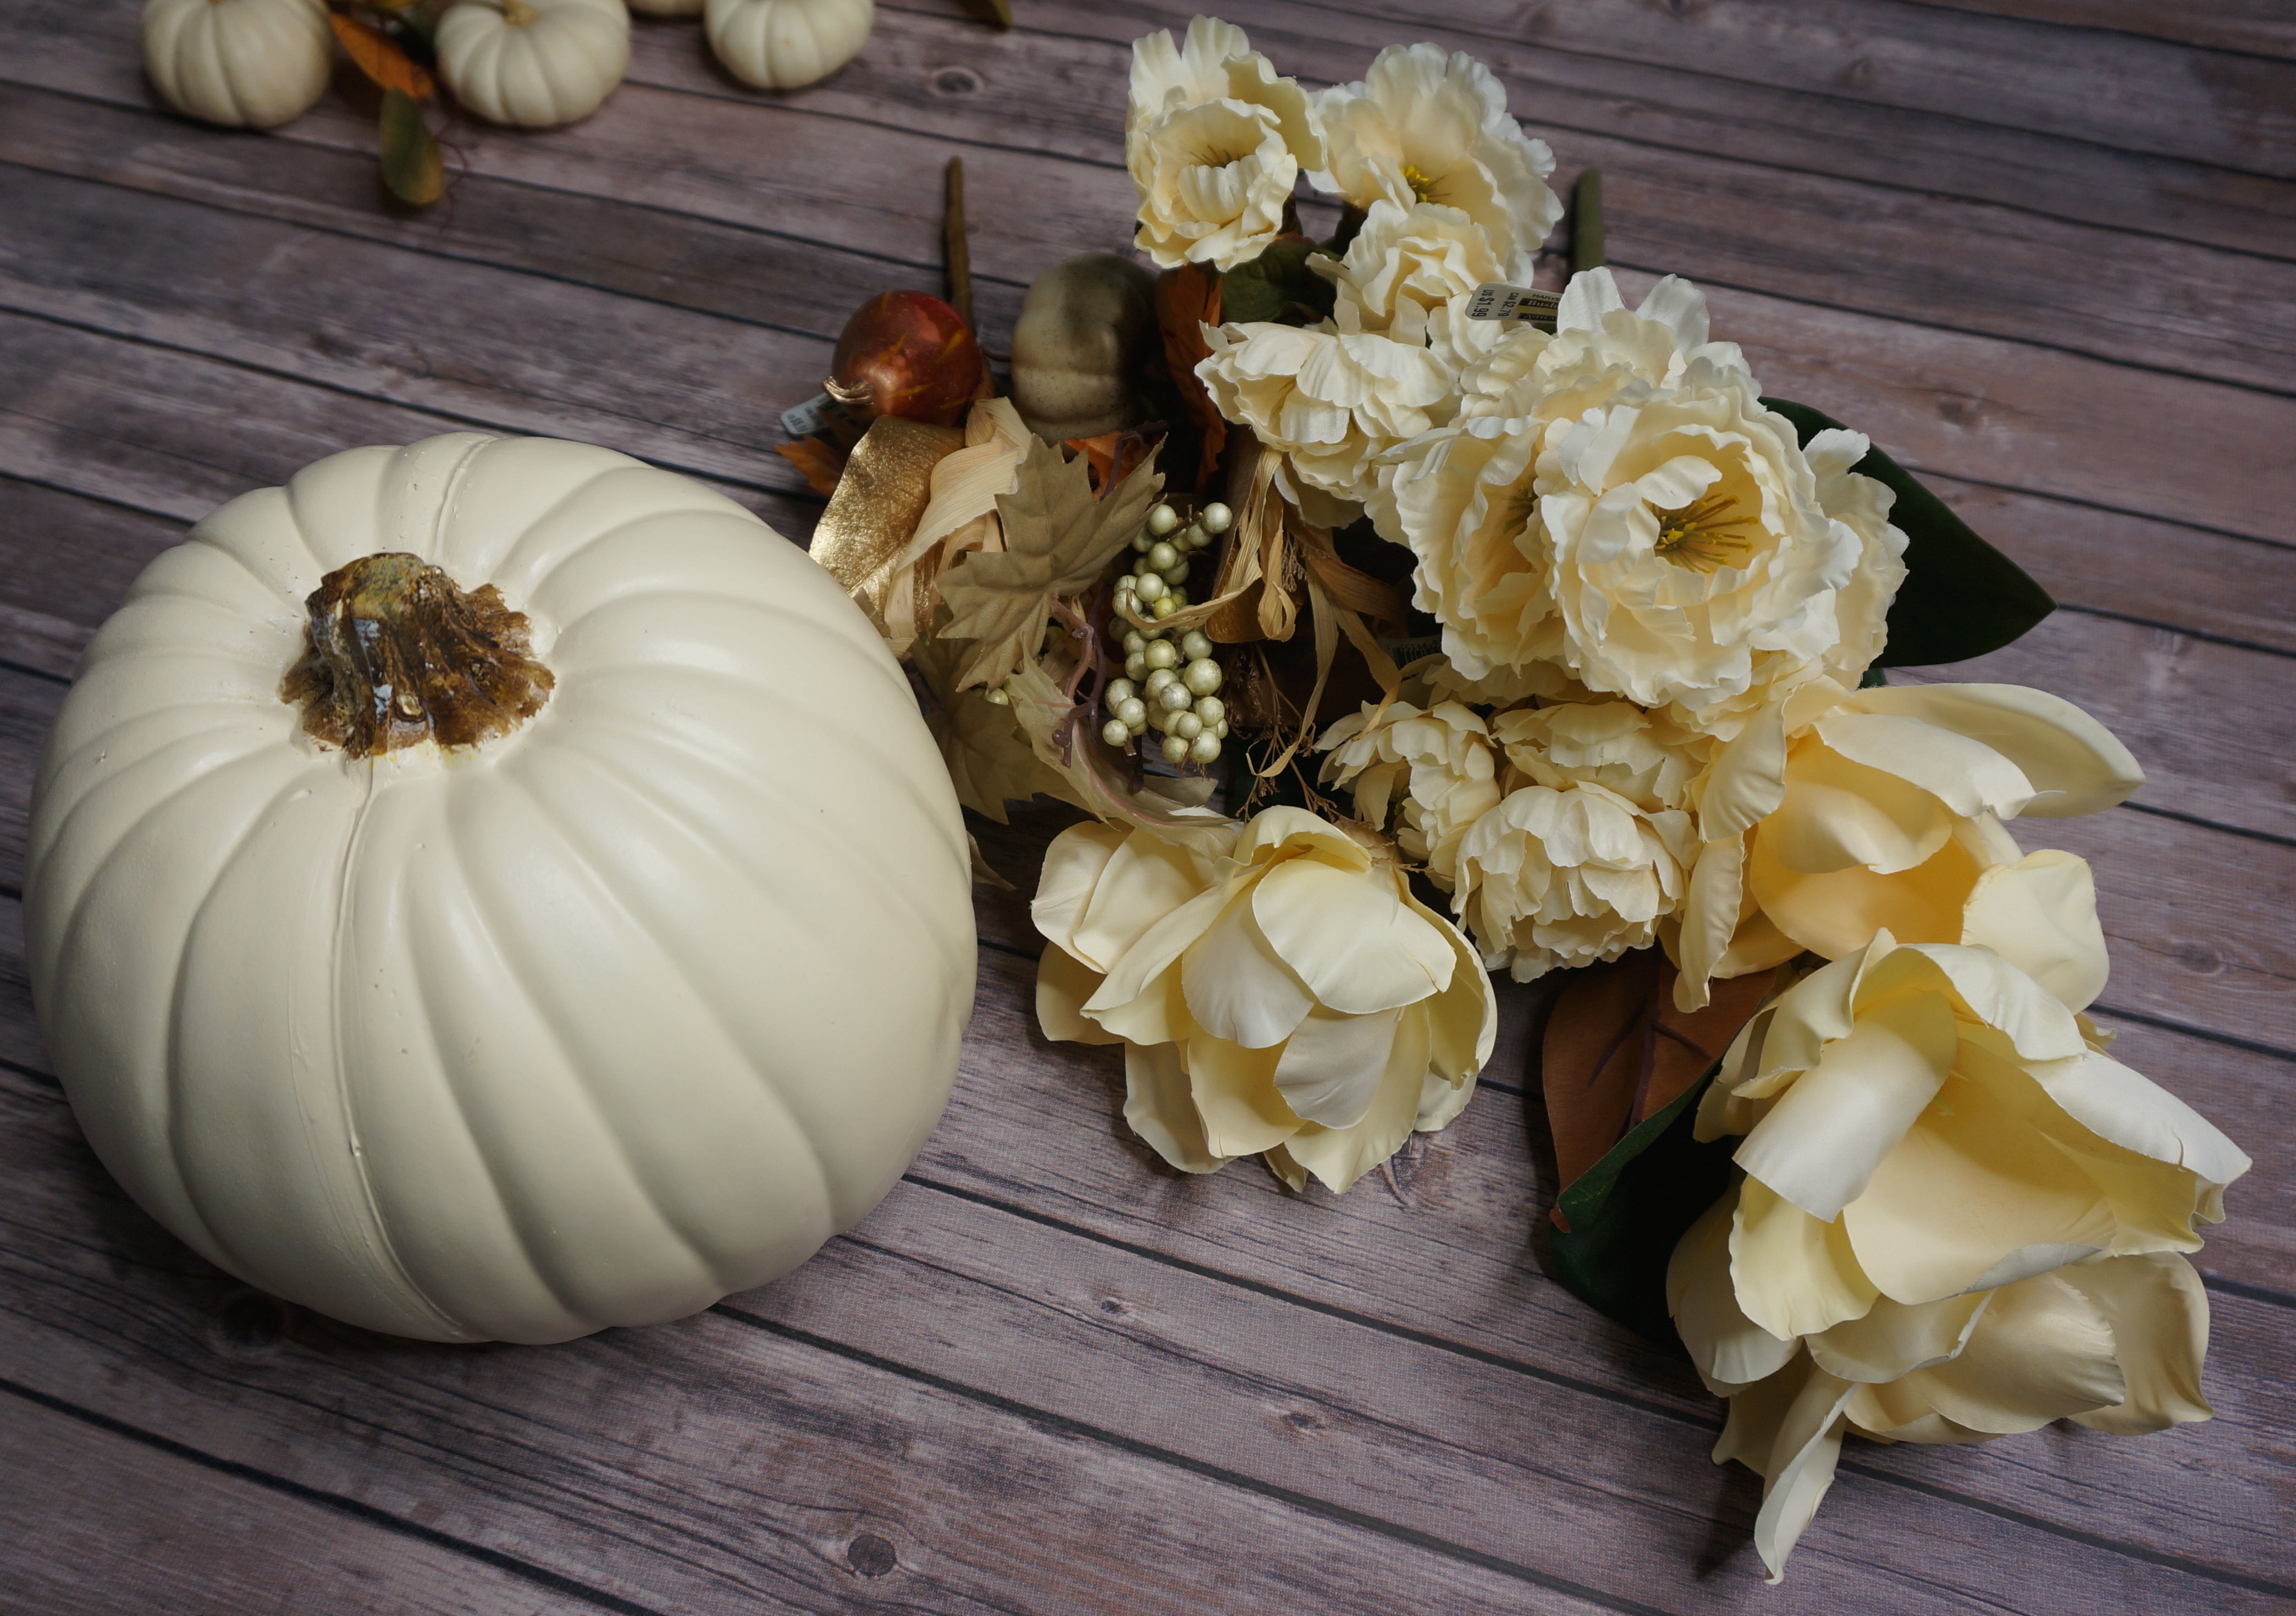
top-left (1033, 808), bottom-right (1495, 1193)
top-left (1670, 675), bottom-right (2145, 1008)
top-left (1127, 17), bottom-right (1322, 272)
top-left (1666, 861), bottom-right (2249, 1581)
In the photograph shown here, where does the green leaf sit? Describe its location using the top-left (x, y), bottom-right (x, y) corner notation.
top-left (379, 89), bottom-right (444, 209)
top-left (1219, 238), bottom-right (1337, 327)
top-left (1762, 396), bottom-right (2054, 667)
top-left (1541, 1071), bottom-right (1736, 1349)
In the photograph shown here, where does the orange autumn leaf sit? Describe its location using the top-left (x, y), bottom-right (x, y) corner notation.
top-left (774, 435), bottom-right (848, 498)
top-left (332, 14), bottom-right (435, 100)
top-left (1540, 953), bottom-right (1784, 1225)
top-left (1154, 263), bottom-right (1226, 492)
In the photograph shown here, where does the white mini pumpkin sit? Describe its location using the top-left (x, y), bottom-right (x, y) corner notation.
top-left (705, 0), bottom-right (872, 91)
top-left (27, 434), bottom-right (976, 1344)
top-left (141, 0), bottom-right (334, 129)
top-left (436, 0), bottom-right (631, 128)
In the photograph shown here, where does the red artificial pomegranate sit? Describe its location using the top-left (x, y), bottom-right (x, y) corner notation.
top-left (828, 291), bottom-right (985, 429)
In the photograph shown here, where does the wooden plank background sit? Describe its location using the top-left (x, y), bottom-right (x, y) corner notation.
top-left (1, 1), bottom-right (2291, 1609)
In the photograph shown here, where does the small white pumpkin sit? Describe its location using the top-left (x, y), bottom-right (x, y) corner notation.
top-left (141, 0), bottom-right (334, 130)
top-left (705, 0), bottom-right (872, 91)
top-left (27, 434), bottom-right (976, 1344)
top-left (436, 0), bottom-right (631, 128)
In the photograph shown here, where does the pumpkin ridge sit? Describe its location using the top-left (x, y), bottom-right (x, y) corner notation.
top-left (315, 762), bottom-right (474, 1340)
top-left (380, 793), bottom-right (598, 1339)
top-left (503, 743), bottom-right (845, 1258)
top-left (451, 765), bottom-right (752, 1301)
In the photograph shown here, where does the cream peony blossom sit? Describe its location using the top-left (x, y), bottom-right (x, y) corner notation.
top-left (1127, 17), bottom-right (1322, 272)
top-left (1452, 782), bottom-right (1696, 979)
top-left (1034, 808), bottom-right (1495, 1193)
top-left (1317, 697), bottom-right (1501, 886)
top-left (1194, 200), bottom-right (1535, 512)
top-left (1373, 270), bottom-right (1906, 721)
top-left (1666, 861), bottom-right (2249, 1581)
top-left (1490, 698), bottom-right (1709, 815)
top-left (1310, 42), bottom-right (1561, 263)
top-left (1196, 319), bottom-right (1454, 509)
top-left (1669, 676), bottom-right (2145, 1010)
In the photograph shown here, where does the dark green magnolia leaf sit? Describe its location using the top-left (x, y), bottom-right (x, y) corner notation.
top-left (1540, 1070), bottom-right (1736, 1350)
top-left (1220, 238), bottom-right (1337, 327)
top-left (379, 89), bottom-right (444, 209)
top-left (1762, 396), bottom-right (2054, 668)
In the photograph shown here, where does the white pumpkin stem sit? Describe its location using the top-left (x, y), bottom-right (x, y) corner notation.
top-left (500, 0), bottom-right (539, 25)
top-left (282, 553), bottom-right (554, 759)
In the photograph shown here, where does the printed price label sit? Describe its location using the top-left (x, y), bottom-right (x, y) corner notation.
top-left (1465, 282), bottom-right (1562, 323)
top-left (779, 391), bottom-right (836, 439)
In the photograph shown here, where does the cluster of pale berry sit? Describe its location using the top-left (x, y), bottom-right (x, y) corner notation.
top-left (1101, 499), bottom-right (1234, 768)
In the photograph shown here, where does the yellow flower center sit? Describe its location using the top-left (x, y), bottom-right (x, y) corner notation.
top-left (1401, 163), bottom-right (1437, 202)
top-left (1652, 493), bottom-right (1757, 573)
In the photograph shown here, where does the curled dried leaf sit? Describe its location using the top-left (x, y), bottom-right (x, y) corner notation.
top-left (334, 14), bottom-right (435, 98)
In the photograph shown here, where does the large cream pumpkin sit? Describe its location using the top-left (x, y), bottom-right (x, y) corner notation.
top-left (27, 434), bottom-right (976, 1344)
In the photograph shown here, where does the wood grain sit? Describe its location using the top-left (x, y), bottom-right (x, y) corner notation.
top-left (0, 1), bottom-right (2287, 1609)
top-left (0, 1390), bottom-right (617, 1616)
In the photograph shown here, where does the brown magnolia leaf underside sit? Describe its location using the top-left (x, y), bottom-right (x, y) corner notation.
top-left (937, 436), bottom-right (1162, 691)
top-left (1154, 263), bottom-right (1226, 492)
top-left (1540, 952), bottom-right (1783, 1224)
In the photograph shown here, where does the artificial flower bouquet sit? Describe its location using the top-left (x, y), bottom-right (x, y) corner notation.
top-left (792, 15), bottom-right (2251, 1584)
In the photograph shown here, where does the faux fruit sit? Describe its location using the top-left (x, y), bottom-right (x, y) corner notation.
top-left (141, 0), bottom-right (333, 129)
top-left (1009, 253), bottom-right (1161, 444)
top-left (829, 291), bottom-right (985, 430)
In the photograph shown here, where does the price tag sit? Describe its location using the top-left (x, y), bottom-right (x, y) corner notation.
top-left (1465, 282), bottom-right (1562, 323)
top-left (779, 391), bottom-right (836, 439)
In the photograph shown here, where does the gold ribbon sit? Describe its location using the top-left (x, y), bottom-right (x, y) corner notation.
top-left (810, 416), bottom-right (965, 637)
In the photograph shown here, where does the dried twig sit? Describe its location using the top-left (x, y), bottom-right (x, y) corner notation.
top-left (945, 158), bottom-right (975, 330)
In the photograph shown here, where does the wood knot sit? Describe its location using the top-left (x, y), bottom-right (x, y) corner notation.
top-left (847, 1534), bottom-right (898, 1578)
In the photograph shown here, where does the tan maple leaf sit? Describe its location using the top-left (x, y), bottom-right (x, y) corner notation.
top-left (909, 635), bottom-right (1057, 824)
top-left (935, 435), bottom-right (1162, 691)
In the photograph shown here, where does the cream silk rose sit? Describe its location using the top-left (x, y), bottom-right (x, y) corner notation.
top-left (1666, 858), bottom-right (2249, 1581)
top-left (1373, 271), bottom-right (1907, 721)
top-left (1317, 697), bottom-right (1500, 886)
top-left (1033, 808), bottom-right (1495, 1193)
top-left (1127, 16), bottom-right (1322, 272)
top-left (1669, 675), bottom-right (2145, 1009)
top-left (1309, 42), bottom-right (1561, 263)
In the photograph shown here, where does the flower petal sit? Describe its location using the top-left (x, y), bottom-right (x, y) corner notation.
top-left (1072, 830), bottom-right (1218, 969)
top-left (1183, 1032), bottom-right (1300, 1157)
top-left (1843, 1072), bottom-right (2120, 1305)
top-left (1670, 1184), bottom-right (1802, 1392)
top-left (2062, 1253), bottom-right (2214, 1434)
top-left (1764, 740), bottom-right (1953, 876)
top-left (1958, 850), bottom-right (2108, 1012)
top-left (1123, 1041), bottom-right (1226, 1174)
top-left (1032, 821), bottom-right (1127, 961)
top-left (1805, 1289), bottom-right (1989, 1384)
top-left (2024, 1047), bottom-right (2251, 1194)
top-left (1272, 1005), bottom-right (1404, 1128)
top-left (1180, 892), bottom-right (1318, 1048)
top-left (1254, 857), bottom-right (1444, 1013)
top-left (1281, 1006), bottom-right (1430, 1193)
top-left (1890, 1270), bottom-right (2126, 1434)
top-left (1813, 710), bottom-right (2035, 820)
top-left (1711, 1354), bottom-right (1857, 1586)
top-left (1851, 683), bottom-right (2142, 818)
top-left (1698, 702), bottom-right (1787, 843)
top-left (1730, 1176), bottom-right (1883, 1341)
top-left (1036, 945), bottom-right (1119, 1045)
top-left (1734, 980), bottom-right (1958, 1220)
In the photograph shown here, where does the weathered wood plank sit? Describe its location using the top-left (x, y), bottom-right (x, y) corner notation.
top-left (0, 1388), bottom-right (615, 1616)
top-left (13, 2), bottom-right (2296, 395)
top-left (12, 87), bottom-right (2296, 660)
top-left (1897, 0), bottom-right (2296, 60)
top-left (2, 1028), bottom-right (2287, 1608)
top-left (0, 480), bottom-right (180, 679)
